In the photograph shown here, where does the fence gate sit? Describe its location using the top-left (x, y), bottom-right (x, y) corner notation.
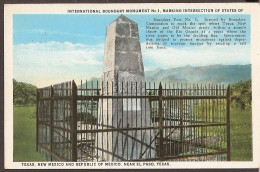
top-left (36, 80), bottom-right (230, 161)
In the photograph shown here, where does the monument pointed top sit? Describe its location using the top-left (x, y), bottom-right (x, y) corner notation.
top-left (115, 14), bottom-right (136, 23)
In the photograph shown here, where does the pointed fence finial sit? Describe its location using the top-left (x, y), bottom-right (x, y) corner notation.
top-left (159, 82), bottom-right (162, 96)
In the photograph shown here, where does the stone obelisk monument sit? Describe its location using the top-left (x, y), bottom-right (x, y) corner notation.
top-left (96, 15), bottom-right (155, 161)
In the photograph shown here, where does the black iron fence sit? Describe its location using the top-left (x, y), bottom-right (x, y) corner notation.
top-left (36, 80), bottom-right (230, 162)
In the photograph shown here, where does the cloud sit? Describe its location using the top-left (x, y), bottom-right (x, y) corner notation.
top-left (31, 29), bottom-right (104, 39)
top-left (31, 29), bottom-right (68, 35)
top-left (15, 29), bottom-right (104, 40)
top-left (141, 43), bottom-right (250, 71)
top-left (14, 41), bottom-right (104, 87)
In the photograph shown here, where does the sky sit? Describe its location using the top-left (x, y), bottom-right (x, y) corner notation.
top-left (13, 14), bottom-right (250, 87)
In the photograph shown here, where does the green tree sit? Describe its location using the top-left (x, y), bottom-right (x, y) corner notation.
top-left (13, 79), bottom-right (37, 106)
top-left (231, 80), bottom-right (251, 110)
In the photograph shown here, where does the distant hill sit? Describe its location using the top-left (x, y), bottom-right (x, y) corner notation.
top-left (145, 64), bottom-right (251, 85)
top-left (78, 64), bottom-right (251, 87)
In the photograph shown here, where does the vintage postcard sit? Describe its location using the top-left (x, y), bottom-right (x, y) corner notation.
top-left (4, 3), bottom-right (260, 169)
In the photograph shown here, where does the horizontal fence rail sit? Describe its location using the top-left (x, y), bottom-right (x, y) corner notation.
top-left (36, 80), bottom-right (230, 162)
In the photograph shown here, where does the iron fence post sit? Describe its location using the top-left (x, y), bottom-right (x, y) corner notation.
top-left (226, 85), bottom-right (231, 161)
top-left (36, 90), bottom-right (39, 151)
top-left (158, 82), bottom-right (164, 160)
top-left (71, 80), bottom-right (78, 161)
top-left (50, 86), bottom-right (54, 161)
top-left (180, 90), bottom-right (184, 153)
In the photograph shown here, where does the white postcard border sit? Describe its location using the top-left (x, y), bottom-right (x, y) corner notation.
top-left (4, 3), bottom-right (260, 169)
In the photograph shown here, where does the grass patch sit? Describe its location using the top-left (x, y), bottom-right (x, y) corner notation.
top-left (230, 108), bottom-right (252, 161)
top-left (13, 107), bottom-right (252, 161)
top-left (13, 107), bottom-right (46, 162)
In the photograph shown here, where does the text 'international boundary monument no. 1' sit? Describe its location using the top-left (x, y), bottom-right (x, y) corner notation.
top-left (96, 15), bottom-right (155, 161)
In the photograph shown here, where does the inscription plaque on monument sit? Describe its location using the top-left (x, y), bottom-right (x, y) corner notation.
top-left (96, 15), bottom-right (155, 161)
